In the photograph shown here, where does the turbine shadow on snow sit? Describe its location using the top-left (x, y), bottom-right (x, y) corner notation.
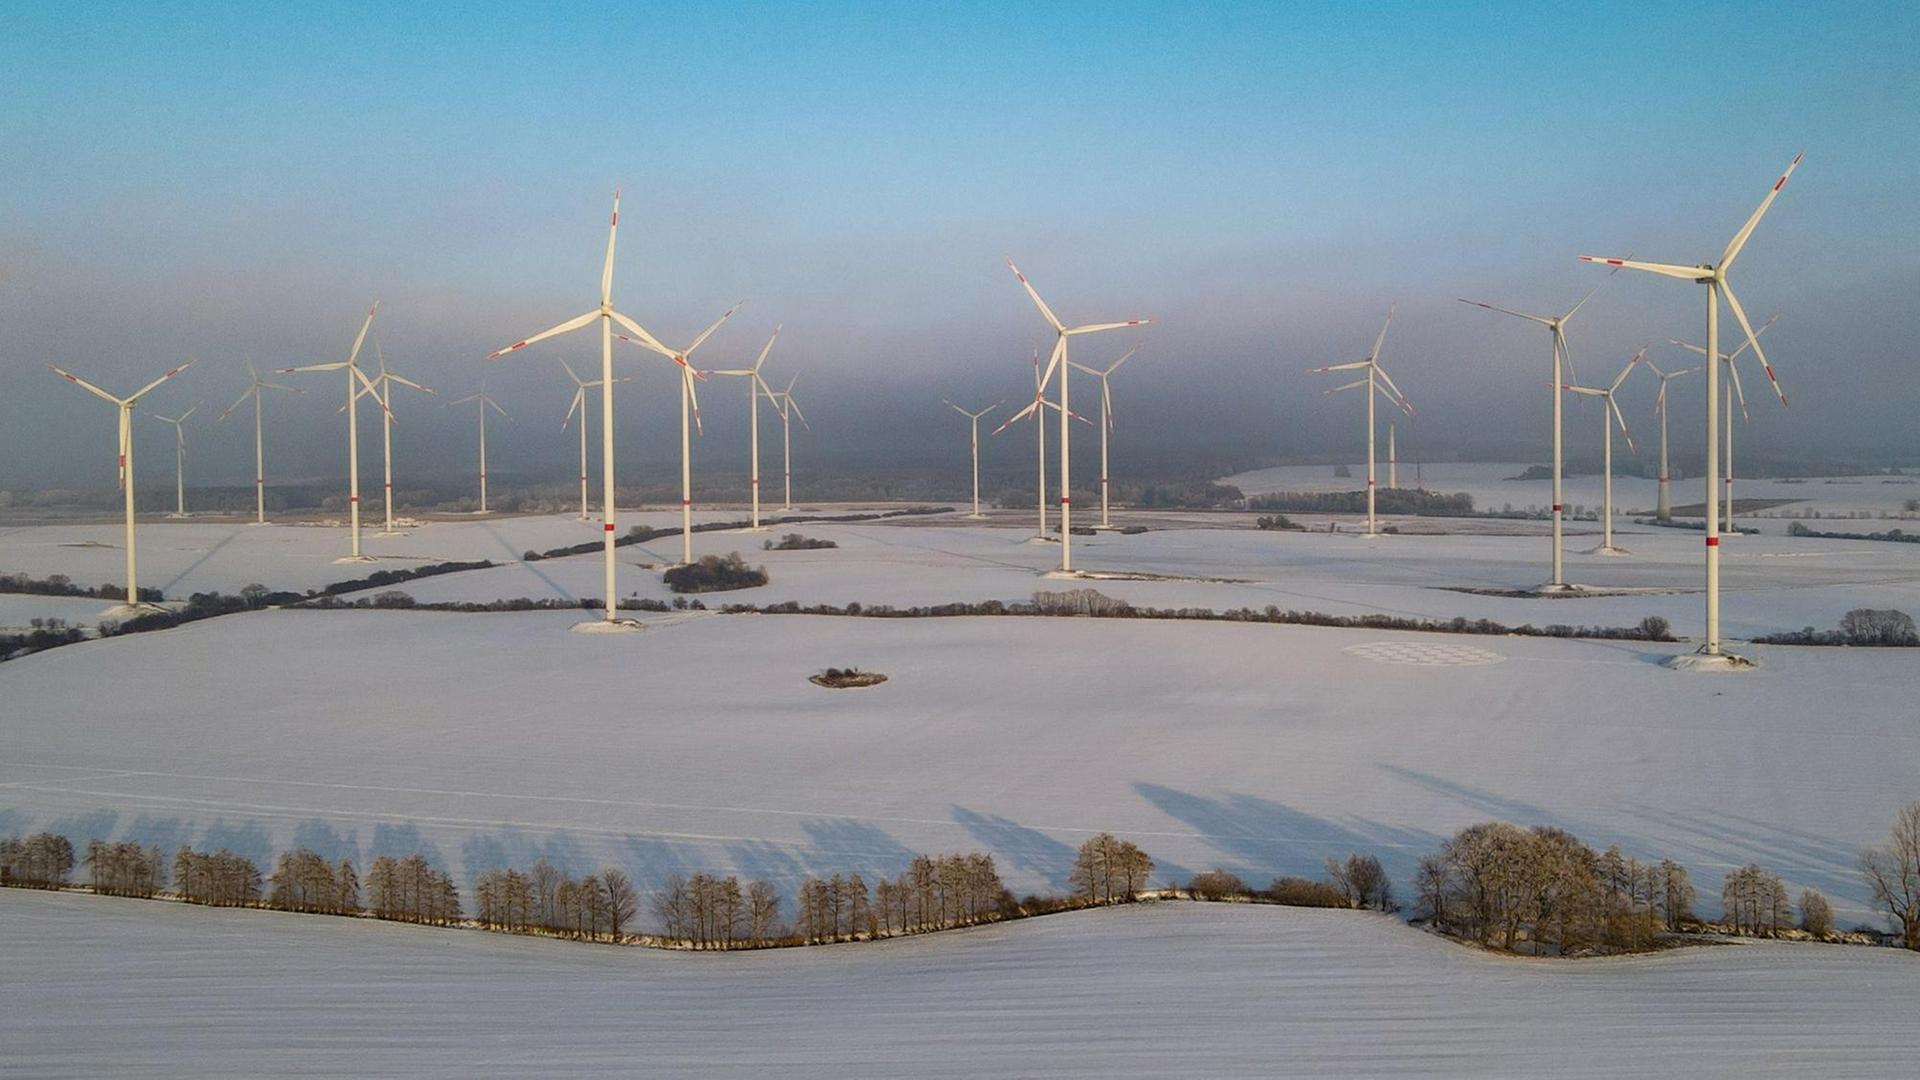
top-left (157, 526), bottom-right (242, 595)
top-left (478, 522), bottom-right (576, 602)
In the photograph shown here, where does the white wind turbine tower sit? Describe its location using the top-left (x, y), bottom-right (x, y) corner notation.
top-left (617, 304), bottom-right (741, 564)
top-left (763, 374), bottom-right (809, 513)
top-left (450, 386), bottom-right (510, 513)
top-left (1580, 153), bottom-right (1803, 668)
top-left (215, 359), bottom-right (302, 525)
top-left (1670, 313), bottom-right (1782, 532)
top-left (364, 335), bottom-right (434, 535)
top-left (486, 189), bottom-right (666, 632)
top-left (943, 398), bottom-right (1003, 519)
top-left (994, 349), bottom-right (1090, 541)
top-left (280, 302), bottom-right (389, 564)
top-left (1312, 308), bottom-right (1414, 538)
top-left (1562, 349), bottom-right (1645, 555)
top-left (1066, 344), bottom-right (1140, 530)
top-left (1642, 358), bottom-right (1701, 522)
top-left (558, 359), bottom-right (634, 522)
top-left (46, 358), bottom-right (194, 616)
top-left (704, 325), bottom-right (782, 531)
top-left (1388, 422), bottom-right (1398, 490)
top-left (1459, 275), bottom-right (1615, 590)
top-left (148, 400), bottom-right (203, 517)
top-left (1006, 259), bottom-right (1152, 574)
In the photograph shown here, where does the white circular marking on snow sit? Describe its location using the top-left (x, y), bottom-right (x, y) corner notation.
top-left (1343, 640), bottom-right (1507, 667)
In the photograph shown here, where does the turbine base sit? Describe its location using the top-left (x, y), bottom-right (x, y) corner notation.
top-left (571, 618), bottom-right (646, 635)
top-left (99, 602), bottom-right (168, 621)
top-left (1664, 651), bottom-right (1756, 673)
top-left (332, 554), bottom-right (378, 565)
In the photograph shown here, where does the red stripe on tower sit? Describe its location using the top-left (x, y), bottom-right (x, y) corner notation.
top-left (604, 523), bottom-right (616, 532)
top-left (1706, 537), bottom-right (1719, 547)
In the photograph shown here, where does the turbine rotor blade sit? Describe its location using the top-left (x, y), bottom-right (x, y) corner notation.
top-left (1721, 282), bottom-right (1789, 408)
top-left (1006, 258), bottom-right (1064, 332)
top-left (1576, 256), bottom-right (1707, 282)
top-left (1457, 298), bottom-right (1554, 326)
top-left (1722, 153), bottom-right (1803, 272)
top-left (489, 310), bottom-right (599, 360)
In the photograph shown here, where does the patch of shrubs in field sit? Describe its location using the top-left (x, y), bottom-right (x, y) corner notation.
top-left (664, 553), bottom-right (768, 594)
top-left (1788, 521), bottom-right (1920, 544)
top-left (1752, 608), bottom-right (1918, 647)
top-left (0, 618), bottom-right (87, 660)
top-left (765, 533), bottom-right (837, 550)
top-left (1248, 489), bottom-right (1476, 517)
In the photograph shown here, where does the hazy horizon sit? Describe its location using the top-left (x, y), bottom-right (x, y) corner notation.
top-left (5, 2), bottom-right (1916, 493)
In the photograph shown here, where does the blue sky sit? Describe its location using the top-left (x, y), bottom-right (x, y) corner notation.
top-left (3, 1), bottom-right (1915, 485)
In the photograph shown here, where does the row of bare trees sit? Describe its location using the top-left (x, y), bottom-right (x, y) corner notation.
top-left (654, 872), bottom-right (782, 947)
top-left (0, 833), bottom-right (76, 888)
top-left (86, 840), bottom-right (166, 897)
top-left (366, 855), bottom-right (462, 925)
top-left (474, 862), bottom-right (641, 940)
top-left (267, 849), bottom-right (360, 914)
top-left (1721, 864), bottom-right (1793, 937)
top-left (173, 847), bottom-right (263, 907)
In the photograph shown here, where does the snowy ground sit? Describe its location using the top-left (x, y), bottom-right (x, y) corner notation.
top-left (3, 609), bottom-right (1913, 927)
top-left (2, 889), bottom-right (1914, 1079)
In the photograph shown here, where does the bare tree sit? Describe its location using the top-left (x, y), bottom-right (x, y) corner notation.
top-left (1860, 800), bottom-right (1920, 950)
top-left (602, 869), bottom-right (637, 939)
top-left (747, 879), bottom-right (782, 944)
top-left (1799, 889), bottom-right (1834, 939)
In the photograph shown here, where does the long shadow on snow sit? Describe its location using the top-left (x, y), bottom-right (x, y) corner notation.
top-left (291, 818), bottom-right (361, 866)
top-left (199, 818), bottom-right (275, 869)
top-left (951, 807), bottom-right (1079, 892)
top-left (460, 828), bottom-right (592, 889)
top-left (369, 823), bottom-right (447, 871)
top-left (1134, 781), bottom-right (1438, 887)
top-left (121, 815), bottom-right (194, 856)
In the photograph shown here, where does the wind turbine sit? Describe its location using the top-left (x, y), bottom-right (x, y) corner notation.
top-left (763, 374), bottom-right (809, 513)
top-left (1388, 422), bottom-right (1398, 490)
top-left (704, 325), bottom-right (782, 531)
top-left (558, 359), bottom-right (634, 522)
top-left (994, 349), bottom-right (1090, 541)
top-left (449, 386), bottom-right (510, 514)
top-left (1562, 349), bottom-right (1645, 555)
top-left (485, 189), bottom-right (665, 631)
top-left (1579, 153), bottom-right (1803, 667)
top-left (148, 400), bottom-right (203, 518)
top-left (1312, 308), bottom-right (1414, 538)
top-left (1670, 313), bottom-right (1783, 532)
top-left (617, 304), bottom-right (741, 564)
top-left (364, 335), bottom-right (434, 534)
top-left (46, 358), bottom-right (194, 616)
top-left (1459, 272), bottom-right (1617, 589)
top-left (280, 302), bottom-right (389, 564)
top-left (215, 360), bottom-right (302, 525)
top-left (1066, 344), bottom-right (1140, 530)
top-left (943, 398), bottom-right (1004, 519)
top-left (1642, 358), bottom-right (1701, 522)
top-left (1005, 259), bottom-right (1152, 574)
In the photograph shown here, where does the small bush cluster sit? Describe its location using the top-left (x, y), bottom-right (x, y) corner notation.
top-left (0, 617), bottom-right (87, 659)
top-left (1416, 823), bottom-right (1698, 955)
top-left (663, 553), bottom-right (768, 594)
top-left (1256, 514), bottom-right (1305, 531)
top-left (812, 667), bottom-right (886, 688)
top-left (765, 533), bottom-right (837, 551)
top-left (1249, 489), bottom-right (1476, 517)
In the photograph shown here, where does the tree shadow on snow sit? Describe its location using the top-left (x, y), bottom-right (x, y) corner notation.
top-left (1133, 781), bottom-right (1438, 886)
top-left (369, 823), bottom-right (447, 871)
top-left (121, 815), bottom-right (194, 857)
top-left (290, 818), bottom-right (361, 866)
top-left (199, 818), bottom-right (275, 869)
top-left (47, 809), bottom-right (118, 848)
top-left (459, 828), bottom-right (591, 887)
top-left (950, 807), bottom-right (1079, 892)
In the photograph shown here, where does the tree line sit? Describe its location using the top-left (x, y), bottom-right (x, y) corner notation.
top-left (5, 802), bottom-right (1916, 955)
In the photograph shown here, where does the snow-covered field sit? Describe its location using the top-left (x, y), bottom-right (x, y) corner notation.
top-left (3, 889), bottom-right (1914, 1079)
top-left (3, 608), bottom-right (1914, 926)
top-left (6, 498), bottom-right (1917, 641)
